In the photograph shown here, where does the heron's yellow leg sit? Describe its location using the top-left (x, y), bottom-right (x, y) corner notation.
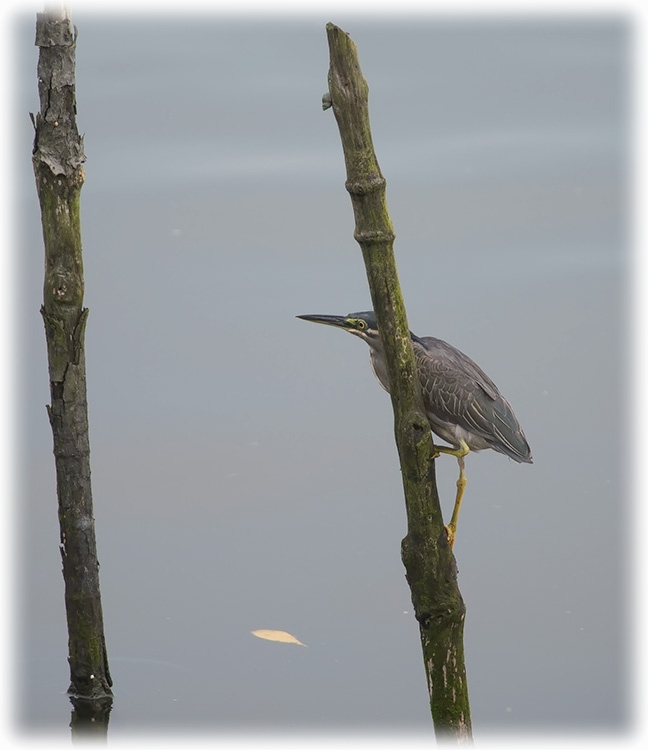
top-left (431, 441), bottom-right (470, 548)
top-left (445, 456), bottom-right (468, 548)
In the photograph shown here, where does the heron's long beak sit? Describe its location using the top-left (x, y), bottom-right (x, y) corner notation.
top-left (296, 314), bottom-right (350, 330)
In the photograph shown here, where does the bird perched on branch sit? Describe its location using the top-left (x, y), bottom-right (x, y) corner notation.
top-left (297, 311), bottom-right (532, 547)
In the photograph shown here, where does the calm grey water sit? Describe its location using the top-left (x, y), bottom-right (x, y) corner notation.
top-left (14, 13), bottom-right (629, 740)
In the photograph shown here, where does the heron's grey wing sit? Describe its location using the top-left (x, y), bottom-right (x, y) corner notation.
top-left (414, 336), bottom-right (532, 462)
top-left (417, 336), bottom-right (501, 399)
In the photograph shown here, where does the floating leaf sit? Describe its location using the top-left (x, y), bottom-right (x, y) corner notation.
top-left (251, 629), bottom-right (307, 647)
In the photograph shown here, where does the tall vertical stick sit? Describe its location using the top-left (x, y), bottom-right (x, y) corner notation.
top-left (325, 23), bottom-right (471, 741)
top-left (32, 7), bottom-right (112, 701)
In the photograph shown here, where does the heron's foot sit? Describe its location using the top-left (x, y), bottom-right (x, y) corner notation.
top-left (431, 445), bottom-right (441, 460)
top-left (445, 524), bottom-right (456, 549)
top-left (434, 440), bottom-right (470, 460)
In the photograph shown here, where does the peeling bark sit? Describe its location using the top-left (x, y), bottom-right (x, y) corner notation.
top-left (32, 7), bottom-right (112, 702)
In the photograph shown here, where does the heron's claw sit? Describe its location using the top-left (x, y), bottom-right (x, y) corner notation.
top-left (445, 524), bottom-right (456, 549)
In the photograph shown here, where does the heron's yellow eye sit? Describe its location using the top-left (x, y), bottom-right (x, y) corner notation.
top-left (356, 319), bottom-right (367, 330)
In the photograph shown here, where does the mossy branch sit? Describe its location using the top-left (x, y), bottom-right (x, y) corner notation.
top-left (325, 23), bottom-right (472, 742)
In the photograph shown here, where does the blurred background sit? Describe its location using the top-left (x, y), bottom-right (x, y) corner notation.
top-left (11, 9), bottom-right (630, 741)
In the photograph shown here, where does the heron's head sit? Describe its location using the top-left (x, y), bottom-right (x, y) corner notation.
top-left (296, 311), bottom-right (381, 348)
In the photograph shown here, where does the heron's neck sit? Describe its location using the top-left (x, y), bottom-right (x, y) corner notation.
top-left (368, 343), bottom-right (390, 393)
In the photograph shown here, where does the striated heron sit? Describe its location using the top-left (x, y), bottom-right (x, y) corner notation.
top-left (297, 311), bottom-right (532, 547)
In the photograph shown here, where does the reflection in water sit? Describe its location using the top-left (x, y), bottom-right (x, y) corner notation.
top-left (69, 695), bottom-right (113, 740)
